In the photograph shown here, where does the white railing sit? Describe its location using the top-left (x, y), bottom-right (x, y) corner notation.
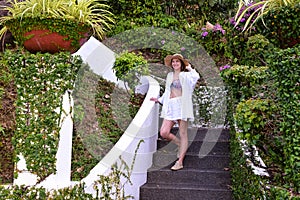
top-left (82, 76), bottom-right (160, 199)
top-left (13, 90), bottom-right (74, 189)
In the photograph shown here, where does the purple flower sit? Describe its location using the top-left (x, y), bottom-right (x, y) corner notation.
top-left (161, 39), bottom-right (165, 45)
top-left (214, 24), bottom-right (222, 31)
top-left (224, 64), bottom-right (231, 69)
top-left (247, 2), bottom-right (253, 7)
top-left (213, 24), bottom-right (225, 35)
top-left (202, 31), bottom-right (209, 37)
top-left (180, 47), bottom-right (185, 51)
top-left (229, 17), bottom-right (236, 25)
top-left (220, 64), bottom-right (231, 71)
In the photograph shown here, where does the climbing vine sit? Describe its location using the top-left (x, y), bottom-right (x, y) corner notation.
top-left (2, 49), bottom-right (82, 181)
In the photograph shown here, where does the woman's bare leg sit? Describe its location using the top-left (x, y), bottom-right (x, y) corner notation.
top-left (159, 119), bottom-right (180, 146)
top-left (177, 120), bottom-right (188, 165)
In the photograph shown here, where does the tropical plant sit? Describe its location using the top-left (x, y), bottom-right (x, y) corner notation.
top-left (0, 0), bottom-right (114, 50)
top-left (234, 0), bottom-right (299, 31)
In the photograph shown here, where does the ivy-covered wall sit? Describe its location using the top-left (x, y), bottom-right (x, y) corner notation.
top-left (2, 49), bottom-right (82, 181)
top-left (268, 46), bottom-right (300, 193)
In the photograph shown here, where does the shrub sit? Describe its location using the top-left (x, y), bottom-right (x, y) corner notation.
top-left (113, 51), bottom-right (149, 91)
top-left (235, 98), bottom-right (275, 146)
top-left (267, 45), bottom-right (300, 192)
top-left (198, 22), bottom-right (228, 62)
top-left (220, 65), bottom-right (269, 103)
top-left (242, 34), bottom-right (274, 66)
top-left (257, 3), bottom-right (300, 49)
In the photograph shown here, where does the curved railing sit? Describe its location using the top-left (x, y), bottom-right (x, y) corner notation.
top-left (82, 76), bottom-right (160, 199)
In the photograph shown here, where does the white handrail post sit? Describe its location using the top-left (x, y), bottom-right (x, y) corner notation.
top-left (55, 90), bottom-right (74, 187)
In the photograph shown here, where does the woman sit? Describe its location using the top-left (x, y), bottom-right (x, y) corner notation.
top-left (150, 53), bottom-right (199, 170)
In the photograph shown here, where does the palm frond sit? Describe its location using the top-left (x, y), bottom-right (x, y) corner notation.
top-left (0, 26), bottom-right (8, 41)
top-left (234, 0), bottom-right (299, 32)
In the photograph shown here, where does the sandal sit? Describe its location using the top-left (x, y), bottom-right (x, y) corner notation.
top-left (171, 161), bottom-right (183, 171)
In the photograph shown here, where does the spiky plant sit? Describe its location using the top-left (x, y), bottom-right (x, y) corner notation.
top-left (0, 0), bottom-right (114, 42)
top-left (234, 0), bottom-right (299, 31)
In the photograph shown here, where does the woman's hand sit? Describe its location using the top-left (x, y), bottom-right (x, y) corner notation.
top-left (150, 97), bottom-right (158, 103)
top-left (186, 63), bottom-right (192, 71)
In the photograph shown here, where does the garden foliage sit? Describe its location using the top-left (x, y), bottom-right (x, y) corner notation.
top-left (268, 45), bottom-right (300, 193)
top-left (113, 51), bottom-right (149, 91)
top-left (0, 0), bottom-right (299, 199)
top-left (222, 40), bottom-right (299, 199)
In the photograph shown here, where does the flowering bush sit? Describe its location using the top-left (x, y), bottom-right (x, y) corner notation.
top-left (199, 22), bottom-right (228, 61)
top-left (201, 22), bottom-right (226, 37)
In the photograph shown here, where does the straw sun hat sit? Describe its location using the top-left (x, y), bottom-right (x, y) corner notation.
top-left (164, 54), bottom-right (189, 68)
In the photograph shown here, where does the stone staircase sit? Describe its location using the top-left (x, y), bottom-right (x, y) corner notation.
top-left (140, 127), bottom-right (232, 200)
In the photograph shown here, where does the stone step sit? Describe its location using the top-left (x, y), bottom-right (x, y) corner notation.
top-left (140, 182), bottom-right (232, 200)
top-left (151, 154), bottom-right (230, 170)
top-left (139, 128), bottom-right (232, 200)
top-left (157, 140), bottom-right (230, 155)
top-left (167, 127), bottom-right (230, 142)
top-left (144, 168), bottom-right (231, 186)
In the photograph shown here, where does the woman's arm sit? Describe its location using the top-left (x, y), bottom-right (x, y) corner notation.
top-left (185, 64), bottom-right (200, 89)
top-left (150, 72), bottom-right (172, 105)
